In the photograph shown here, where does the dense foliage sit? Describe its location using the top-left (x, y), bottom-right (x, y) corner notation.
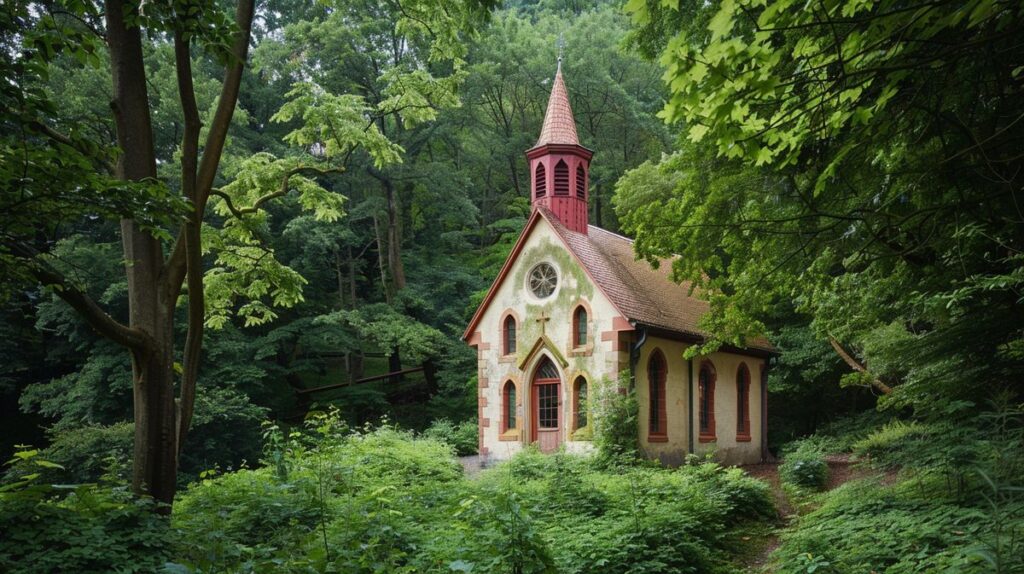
top-left (616, 0), bottom-right (1024, 416)
top-left (166, 416), bottom-right (774, 573)
top-left (772, 408), bottom-right (1024, 573)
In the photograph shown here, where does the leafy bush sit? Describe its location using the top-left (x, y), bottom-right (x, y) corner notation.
top-left (3, 422), bottom-right (133, 485)
top-left (421, 417), bottom-right (478, 456)
top-left (168, 414), bottom-right (774, 574)
top-left (851, 420), bottom-right (930, 463)
top-left (772, 479), bottom-right (1005, 574)
top-left (591, 373), bottom-right (639, 467)
top-left (780, 442), bottom-right (829, 491)
top-left (0, 449), bottom-right (171, 574)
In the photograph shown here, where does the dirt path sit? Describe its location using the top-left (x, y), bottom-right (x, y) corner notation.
top-left (737, 455), bottom-right (870, 573)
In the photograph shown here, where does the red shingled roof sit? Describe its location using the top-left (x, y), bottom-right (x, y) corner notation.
top-left (535, 69), bottom-right (579, 146)
top-left (463, 207), bottom-right (774, 354)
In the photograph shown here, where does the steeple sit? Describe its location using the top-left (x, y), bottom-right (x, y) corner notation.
top-left (527, 59), bottom-right (593, 234)
top-left (535, 67), bottom-right (579, 147)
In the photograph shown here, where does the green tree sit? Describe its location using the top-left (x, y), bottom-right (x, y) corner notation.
top-left (1, 0), bottom-right (489, 507)
top-left (616, 0), bottom-right (1024, 413)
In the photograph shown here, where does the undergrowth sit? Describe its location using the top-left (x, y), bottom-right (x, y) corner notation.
top-left (167, 411), bottom-right (774, 573)
top-left (772, 405), bottom-right (1024, 574)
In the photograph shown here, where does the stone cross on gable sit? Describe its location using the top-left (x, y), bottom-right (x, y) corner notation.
top-left (535, 310), bottom-right (550, 334)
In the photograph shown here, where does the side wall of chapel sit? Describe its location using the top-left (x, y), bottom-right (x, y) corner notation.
top-left (634, 337), bottom-right (765, 466)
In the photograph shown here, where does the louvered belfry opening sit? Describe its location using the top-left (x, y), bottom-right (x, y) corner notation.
top-left (526, 62), bottom-right (593, 234)
top-left (554, 160), bottom-right (569, 195)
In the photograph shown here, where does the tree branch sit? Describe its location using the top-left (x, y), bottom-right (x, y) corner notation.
top-left (211, 166), bottom-right (345, 219)
top-left (7, 240), bottom-right (152, 352)
top-left (828, 336), bottom-right (894, 395)
top-left (173, 26), bottom-right (204, 453)
top-left (165, 0), bottom-right (256, 295)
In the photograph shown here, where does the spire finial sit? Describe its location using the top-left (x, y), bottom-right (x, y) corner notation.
top-left (556, 33), bottom-right (565, 72)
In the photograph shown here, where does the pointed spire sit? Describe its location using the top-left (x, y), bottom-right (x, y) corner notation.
top-left (535, 65), bottom-right (579, 147)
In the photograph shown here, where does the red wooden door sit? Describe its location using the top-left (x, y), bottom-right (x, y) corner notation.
top-left (531, 358), bottom-right (562, 453)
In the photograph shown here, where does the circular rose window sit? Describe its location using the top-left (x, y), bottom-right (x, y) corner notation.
top-left (528, 263), bottom-right (558, 299)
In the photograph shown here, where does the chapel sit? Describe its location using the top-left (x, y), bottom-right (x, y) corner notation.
top-left (462, 61), bottom-right (774, 466)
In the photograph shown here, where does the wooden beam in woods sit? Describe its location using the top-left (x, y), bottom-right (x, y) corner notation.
top-left (297, 366), bottom-right (426, 395)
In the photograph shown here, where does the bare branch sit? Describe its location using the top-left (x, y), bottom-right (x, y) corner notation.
top-left (829, 336), bottom-right (894, 395)
top-left (6, 240), bottom-right (153, 352)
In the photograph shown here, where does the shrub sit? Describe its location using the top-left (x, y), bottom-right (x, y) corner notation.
top-left (420, 418), bottom-right (478, 456)
top-left (0, 449), bottom-right (171, 574)
top-left (172, 467), bottom-right (324, 569)
top-left (681, 463), bottom-right (776, 522)
top-left (780, 442), bottom-right (829, 490)
top-left (851, 420), bottom-right (931, 463)
top-left (3, 422), bottom-right (133, 485)
top-left (772, 479), bottom-right (998, 574)
top-left (591, 373), bottom-right (639, 467)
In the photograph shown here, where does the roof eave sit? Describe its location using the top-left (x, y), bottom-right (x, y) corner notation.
top-left (525, 142), bottom-right (594, 160)
top-left (631, 321), bottom-right (778, 358)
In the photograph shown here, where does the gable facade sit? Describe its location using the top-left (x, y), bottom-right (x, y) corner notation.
top-left (466, 216), bottom-right (625, 459)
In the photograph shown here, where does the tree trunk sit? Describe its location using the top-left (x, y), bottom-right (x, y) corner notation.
top-left (385, 179), bottom-right (406, 292)
top-left (348, 249), bottom-right (364, 382)
top-left (107, 0), bottom-right (179, 508)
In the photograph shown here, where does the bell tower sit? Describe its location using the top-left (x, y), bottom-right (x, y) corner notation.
top-left (527, 59), bottom-right (593, 234)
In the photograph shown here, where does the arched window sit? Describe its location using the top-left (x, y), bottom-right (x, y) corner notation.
top-left (576, 165), bottom-right (586, 198)
top-left (554, 160), bottom-right (569, 195)
top-left (573, 376), bottom-right (588, 430)
top-left (648, 350), bottom-right (667, 440)
top-left (698, 361), bottom-right (717, 442)
top-left (736, 363), bottom-right (751, 441)
top-left (534, 163), bottom-right (546, 198)
top-left (573, 306), bottom-right (588, 347)
top-left (502, 381), bottom-right (517, 432)
top-left (503, 315), bottom-right (516, 355)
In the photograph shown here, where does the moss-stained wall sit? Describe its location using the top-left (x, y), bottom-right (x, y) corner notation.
top-left (473, 219), bottom-right (620, 460)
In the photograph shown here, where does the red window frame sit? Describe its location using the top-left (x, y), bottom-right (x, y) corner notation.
top-left (502, 315), bottom-right (516, 355)
top-left (502, 380), bottom-right (517, 432)
top-left (736, 363), bottom-right (751, 442)
top-left (554, 160), bottom-right (570, 195)
top-left (575, 164), bottom-right (586, 198)
top-left (647, 350), bottom-right (668, 441)
top-left (698, 360), bottom-right (717, 442)
top-left (572, 306), bottom-right (588, 347)
top-left (534, 163), bottom-right (546, 197)
top-left (572, 376), bottom-right (588, 430)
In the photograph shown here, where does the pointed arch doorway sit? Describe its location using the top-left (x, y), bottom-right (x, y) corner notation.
top-left (531, 356), bottom-right (562, 453)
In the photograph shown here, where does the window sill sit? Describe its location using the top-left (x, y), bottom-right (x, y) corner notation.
top-left (698, 434), bottom-right (716, 443)
top-left (567, 344), bottom-right (593, 357)
top-left (736, 434), bottom-right (751, 443)
top-left (647, 434), bottom-right (668, 443)
top-left (498, 429), bottom-right (520, 441)
top-left (498, 354), bottom-right (516, 363)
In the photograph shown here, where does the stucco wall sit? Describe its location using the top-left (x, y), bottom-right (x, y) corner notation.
top-left (470, 219), bottom-right (625, 461)
top-left (634, 337), bottom-right (765, 466)
top-left (691, 351), bottom-right (765, 465)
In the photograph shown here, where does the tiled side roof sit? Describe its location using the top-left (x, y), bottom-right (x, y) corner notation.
top-left (536, 70), bottom-right (579, 146)
top-left (538, 208), bottom-right (775, 353)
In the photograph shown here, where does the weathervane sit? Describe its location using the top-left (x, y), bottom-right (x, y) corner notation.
top-left (556, 33), bottom-right (565, 71)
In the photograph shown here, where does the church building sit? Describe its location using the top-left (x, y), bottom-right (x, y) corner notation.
top-left (462, 63), bottom-right (774, 466)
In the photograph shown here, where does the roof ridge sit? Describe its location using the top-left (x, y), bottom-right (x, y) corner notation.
top-left (587, 225), bottom-right (635, 244)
